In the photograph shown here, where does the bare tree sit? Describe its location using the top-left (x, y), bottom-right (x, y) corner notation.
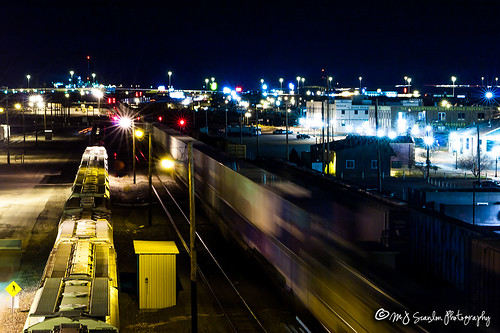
top-left (457, 154), bottom-right (493, 177)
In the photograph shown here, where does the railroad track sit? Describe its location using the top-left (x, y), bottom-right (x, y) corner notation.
top-left (151, 171), bottom-right (313, 333)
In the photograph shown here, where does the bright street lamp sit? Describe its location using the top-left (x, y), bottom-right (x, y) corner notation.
top-left (70, 71), bottom-right (74, 87)
top-left (26, 75), bottom-right (31, 89)
top-left (296, 76), bottom-right (301, 92)
top-left (407, 77), bottom-right (412, 94)
top-left (451, 76), bottom-right (457, 97)
top-left (424, 134), bottom-right (434, 181)
top-left (359, 76), bottom-right (362, 90)
top-left (0, 107), bottom-right (8, 164)
top-left (168, 71), bottom-right (173, 88)
top-left (279, 78), bottom-right (283, 90)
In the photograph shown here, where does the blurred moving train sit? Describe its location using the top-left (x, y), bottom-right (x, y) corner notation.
top-left (153, 125), bottom-right (437, 332)
top-left (24, 146), bottom-right (119, 333)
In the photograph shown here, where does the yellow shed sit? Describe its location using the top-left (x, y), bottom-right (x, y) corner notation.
top-left (133, 240), bottom-right (179, 309)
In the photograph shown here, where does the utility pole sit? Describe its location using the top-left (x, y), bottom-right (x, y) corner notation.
top-left (321, 100), bottom-right (325, 172)
top-left (6, 94), bottom-right (10, 164)
top-left (375, 99), bottom-right (382, 192)
top-left (255, 108), bottom-right (259, 158)
top-left (285, 104), bottom-right (289, 161)
top-left (188, 142), bottom-right (197, 333)
top-left (477, 124), bottom-right (481, 184)
top-left (148, 123), bottom-right (153, 226)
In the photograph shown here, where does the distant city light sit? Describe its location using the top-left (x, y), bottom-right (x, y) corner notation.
top-left (486, 91), bottom-right (494, 99)
top-left (388, 131), bottom-right (397, 139)
top-left (222, 87), bottom-right (231, 94)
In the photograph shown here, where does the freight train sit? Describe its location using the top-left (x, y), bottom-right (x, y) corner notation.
top-left (24, 146), bottom-right (119, 333)
top-left (153, 125), bottom-right (439, 332)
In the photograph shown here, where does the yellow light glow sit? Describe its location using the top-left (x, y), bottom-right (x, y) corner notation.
top-left (0, 108), bottom-right (4, 113)
top-left (14, 103), bottom-right (21, 110)
top-left (161, 159), bottom-right (175, 169)
top-left (135, 129), bottom-right (144, 138)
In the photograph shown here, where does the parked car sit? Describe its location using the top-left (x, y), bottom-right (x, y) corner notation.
top-left (296, 133), bottom-right (310, 139)
top-left (473, 180), bottom-right (500, 189)
top-left (273, 129), bottom-right (293, 134)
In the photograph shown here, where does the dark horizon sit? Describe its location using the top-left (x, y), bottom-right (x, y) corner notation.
top-left (3, 1), bottom-right (500, 90)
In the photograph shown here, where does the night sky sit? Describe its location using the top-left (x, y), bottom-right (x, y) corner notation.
top-left (2, 0), bottom-right (500, 90)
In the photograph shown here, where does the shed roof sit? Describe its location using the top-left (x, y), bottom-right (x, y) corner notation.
top-left (133, 240), bottom-right (179, 254)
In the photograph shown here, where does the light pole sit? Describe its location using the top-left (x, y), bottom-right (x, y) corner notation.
top-left (26, 75), bottom-right (31, 89)
top-left (407, 77), bottom-right (412, 94)
top-left (359, 76), bottom-right (362, 90)
top-left (0, 106), bottom-right (8, 164)
top-left (301, 77), bottom-right (305, 88)
top-left (279, 78), bottom-right (283, 91)
top-left (451, 76), bottom-right (457, 97)
top-left (168, 71), bottom-right (173, 88)
top-left (496, 77), bottom-right (499, 87)
top-left (92, 73), bottom-right (96, 85)
top-left (424, 130), bottom-right (433, 181)
top-left (92, 89), bottom-right (103, 124)
top-left (481, 76), bottom-right (484, 87)
top-left (204, 78), bottom-right (209, 90)
top-left (296, 76), bottom-right (301, 94)
top-left (118, 117), bottom-right (136, 184)
top-left (477, 124), bottom-right (481, 184)
top-left (15, 104), bottom-right (25, 157)
top-left (70, 71), bottom-right (74, 87)
top-left (187, 142), bottom-right (197, 333)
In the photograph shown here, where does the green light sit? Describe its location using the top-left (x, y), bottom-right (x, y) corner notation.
top-left (210, 82), bottom-right (217, 91)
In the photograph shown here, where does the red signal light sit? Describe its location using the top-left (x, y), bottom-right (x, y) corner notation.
top-left (235, 87), bottom-right (242, 92)
top-left (179, 119), bottom-right (186, 126)
top-left (158, 116), bottom-right (162, 122)
top-left (403, 87), bottom-right (408, 93)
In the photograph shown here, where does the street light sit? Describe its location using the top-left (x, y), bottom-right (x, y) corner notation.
top-left (481, 76), bottom-right (485, 87)
top-left (424, 132), bottom-right (434, 181)
top-left (168, 71), bottom-right (173, 88)
top-left (204, 78), bottom-right (209, 90)
top-left (296, 76), bottom-right (301, 93)
top-left (451, 76), bottom-right (457, 97)
top-left (0, 107), bottom-right (8, 164)
top-left (92, 73), bottom-right (96, 84)
top-left (118, 116), bottom-right (137, 184)
top-left (279, 78), bottom-right (283, 91)
top-left (301, 77), bottom-right (305, 88)
top-left (407, 77), bottom-right (412, 94)
top-left (26, 75), bottom-right (31, 89)
top-left (359, 76), bottom-right (362, 90)
top-left (70, 71), bottom-right (74, 87)
top-left (92, 89), bottom-right (103, 123)
top-left (15, 103), bottom-right (26, 157)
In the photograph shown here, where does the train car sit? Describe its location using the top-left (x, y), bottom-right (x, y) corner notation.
top-left (24, 146), bottom-right (119, 333)
top-left (153, 125), bottom-right (432, 332)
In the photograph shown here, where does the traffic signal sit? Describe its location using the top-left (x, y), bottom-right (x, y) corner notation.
top-left (179, 119), bottom-right (186, 126)
top-left (107, 97), bottom-right (116, 104)
top-left (158, 116), bottom-right (162, 122)
top-left (135, 91), bottom-right (143, 97)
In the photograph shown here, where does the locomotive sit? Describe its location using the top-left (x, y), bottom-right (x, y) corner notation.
top-left (24, 146), bottom-right (119, 333)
